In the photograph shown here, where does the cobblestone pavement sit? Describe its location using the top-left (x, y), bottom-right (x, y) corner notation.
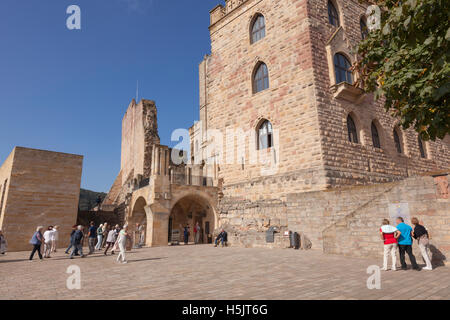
top-left (0, 245), bottom-right (449, 300)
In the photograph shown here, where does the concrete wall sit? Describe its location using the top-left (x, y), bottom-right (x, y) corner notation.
top-left (0, 147), bottom-right (83, 251)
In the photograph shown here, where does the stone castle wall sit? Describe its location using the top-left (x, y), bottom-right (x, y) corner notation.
top-left (120, 99), bottom-right (160, 186)
top-left (206, 0), bottom-right (327, 195)
top-left (205, 0), bottom-right (450, 253)
top-left (0, 147), bottom-right (83, 251)
top-left (220, 174), bottom-right (450, 264)
top-left (307, 0), bottom-right (450, 187)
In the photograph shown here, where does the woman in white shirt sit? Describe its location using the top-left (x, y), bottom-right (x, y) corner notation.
top-left (51, 225), bottom-right (59, 253)
top-left (116, 225), bottom-right (129, 264)
top-left (43, 226), bottom-right (54, 258)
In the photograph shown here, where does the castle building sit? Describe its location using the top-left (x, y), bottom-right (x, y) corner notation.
top-left (103, 0), bottom-right (450, 259)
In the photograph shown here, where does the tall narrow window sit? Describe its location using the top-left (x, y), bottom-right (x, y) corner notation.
top-left (257, 120), bottom-right (273, 150)
top-left (371, 121), bottom-right (381, 148)
top-left (251, 14), bottom-right (266, 44)
top-left (334, 53), bottom-right (353, 84)
top-left (418, 136), bottom-right (426, 158)
top-left (347, 115), bottom-right (358, 143)
top-left (394, 129), bottom-right (402, 154)
top-left (328, 1), bottom-right (340, 27)
top-left (360, 18), bottom-right (368, 39)
top-left (253, 63), bottom-right (269, 93)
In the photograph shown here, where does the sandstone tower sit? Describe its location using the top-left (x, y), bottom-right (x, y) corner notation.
top-left (193, 0), bottom-right (450, 249)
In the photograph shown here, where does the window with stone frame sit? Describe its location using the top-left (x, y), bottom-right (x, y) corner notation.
top-left (418, 136), bottom-right (427, 158)
top-left (347, 115), bottom-right (358, 143)
top-left (393, 128), bottom-right (403, 154)
top-left (253, 62), bottom-right (269, 93)
top-left (257, 120), bottom-right (273, 150)
top-left (251, 14), bottom-right (266, 44)
top-left (328, 1), bottom-right (340, 27)
top-left (371, 121), bottom-right (381, 148)
top-left (334, 53), bottom-right (353, 85)
top-left (360, 17), bottom-right (368, 39)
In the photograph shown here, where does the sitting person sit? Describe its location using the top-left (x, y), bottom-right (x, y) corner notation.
top-left (214, 229), bottom-right (228, 247)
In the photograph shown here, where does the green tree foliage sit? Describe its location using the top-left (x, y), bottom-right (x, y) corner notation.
top-left (356, 0), bottom-right (449, 140)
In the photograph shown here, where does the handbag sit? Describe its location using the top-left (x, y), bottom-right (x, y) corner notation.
top-left (418, 234), bottom-right (429, 246)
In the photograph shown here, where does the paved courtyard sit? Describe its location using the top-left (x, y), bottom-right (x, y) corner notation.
top-left (0, 245), bottom-right (449, 300)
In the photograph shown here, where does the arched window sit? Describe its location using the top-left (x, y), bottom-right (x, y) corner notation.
top-left (253, 63), bottom-right (269, 93)
top-left (393, 128), bottom-right (402, 154)
top-left (251, 14), bottom-right (266, 44)
top-left (257, 120), bottom-right (273, 150)
top-left (347, 115), bottom-right (358, 143)
top-left (418, 136), bottom-right (426, 158)
top-left (371, 121), bottom-right (381, 148)
top-left (360, 17), bottom-right (368, 39)
top-left (334, 53), bottom-right (353, 84)
top-left (328, 1), bottom-right (340, 27)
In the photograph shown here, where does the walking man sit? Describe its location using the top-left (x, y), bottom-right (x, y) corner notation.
top-left (29, 226), bottom-right (44, 261)
top-left (396, 217), bottom-right (420, 271)
top-left (88, 221), bottom-right (96, 254)
top-left (65, 225), bottom-right (78, 255)
top-left (70, 225), bottom-right (86, 259)
top-left (95, 224), bottom-right (104, 250)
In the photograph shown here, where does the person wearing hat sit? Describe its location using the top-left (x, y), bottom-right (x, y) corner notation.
top-left (379, 219), bottom-right (400, 271)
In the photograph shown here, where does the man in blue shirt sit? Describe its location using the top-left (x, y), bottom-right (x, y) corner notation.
top-left (396, 217), bottom-right (420, 271)
top-left (87, 221), bottom-right (97, 255)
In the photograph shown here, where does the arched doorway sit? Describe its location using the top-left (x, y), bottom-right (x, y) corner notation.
top-left (129, 196), bottom-right (148, 247)
top-left (169, 194), bottom-right (216, 245)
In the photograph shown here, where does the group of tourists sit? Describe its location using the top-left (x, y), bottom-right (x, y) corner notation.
top-left (28, 222), bottom-right (131, 264)
top-left (181, 222), bottom-right (202, 244)
top-left (0, 215), bottom-right (436, 271)
top-left (29, 225), bottom-right (59, 259)
top-left (380, 217), bottom-right (433, 271)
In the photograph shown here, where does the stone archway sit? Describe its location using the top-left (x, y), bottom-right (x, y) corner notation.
top-left (169, 194), bottom-right (216, 245)
top-left (129, 196), bottom-right (148, 247)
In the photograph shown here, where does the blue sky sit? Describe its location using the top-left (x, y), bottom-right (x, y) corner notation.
top-left (0, 0), bottom-right (223, 192)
